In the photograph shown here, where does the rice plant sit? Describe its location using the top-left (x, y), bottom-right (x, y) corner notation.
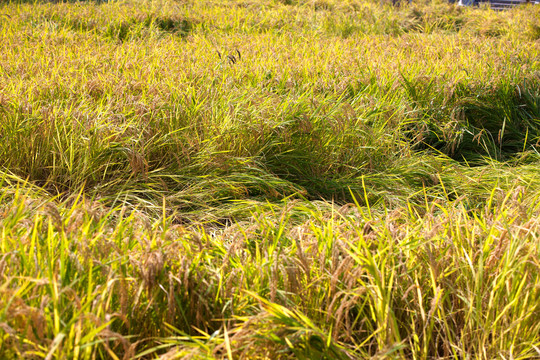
top-left (1, 0), bottom-right (540, 358)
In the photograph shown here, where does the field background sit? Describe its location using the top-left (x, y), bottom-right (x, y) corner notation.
top-left (1, 0), bottom-right (540, 358)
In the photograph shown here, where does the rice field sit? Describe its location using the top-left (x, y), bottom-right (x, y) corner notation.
top-left (1, 0), bottom-right (540, 358)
